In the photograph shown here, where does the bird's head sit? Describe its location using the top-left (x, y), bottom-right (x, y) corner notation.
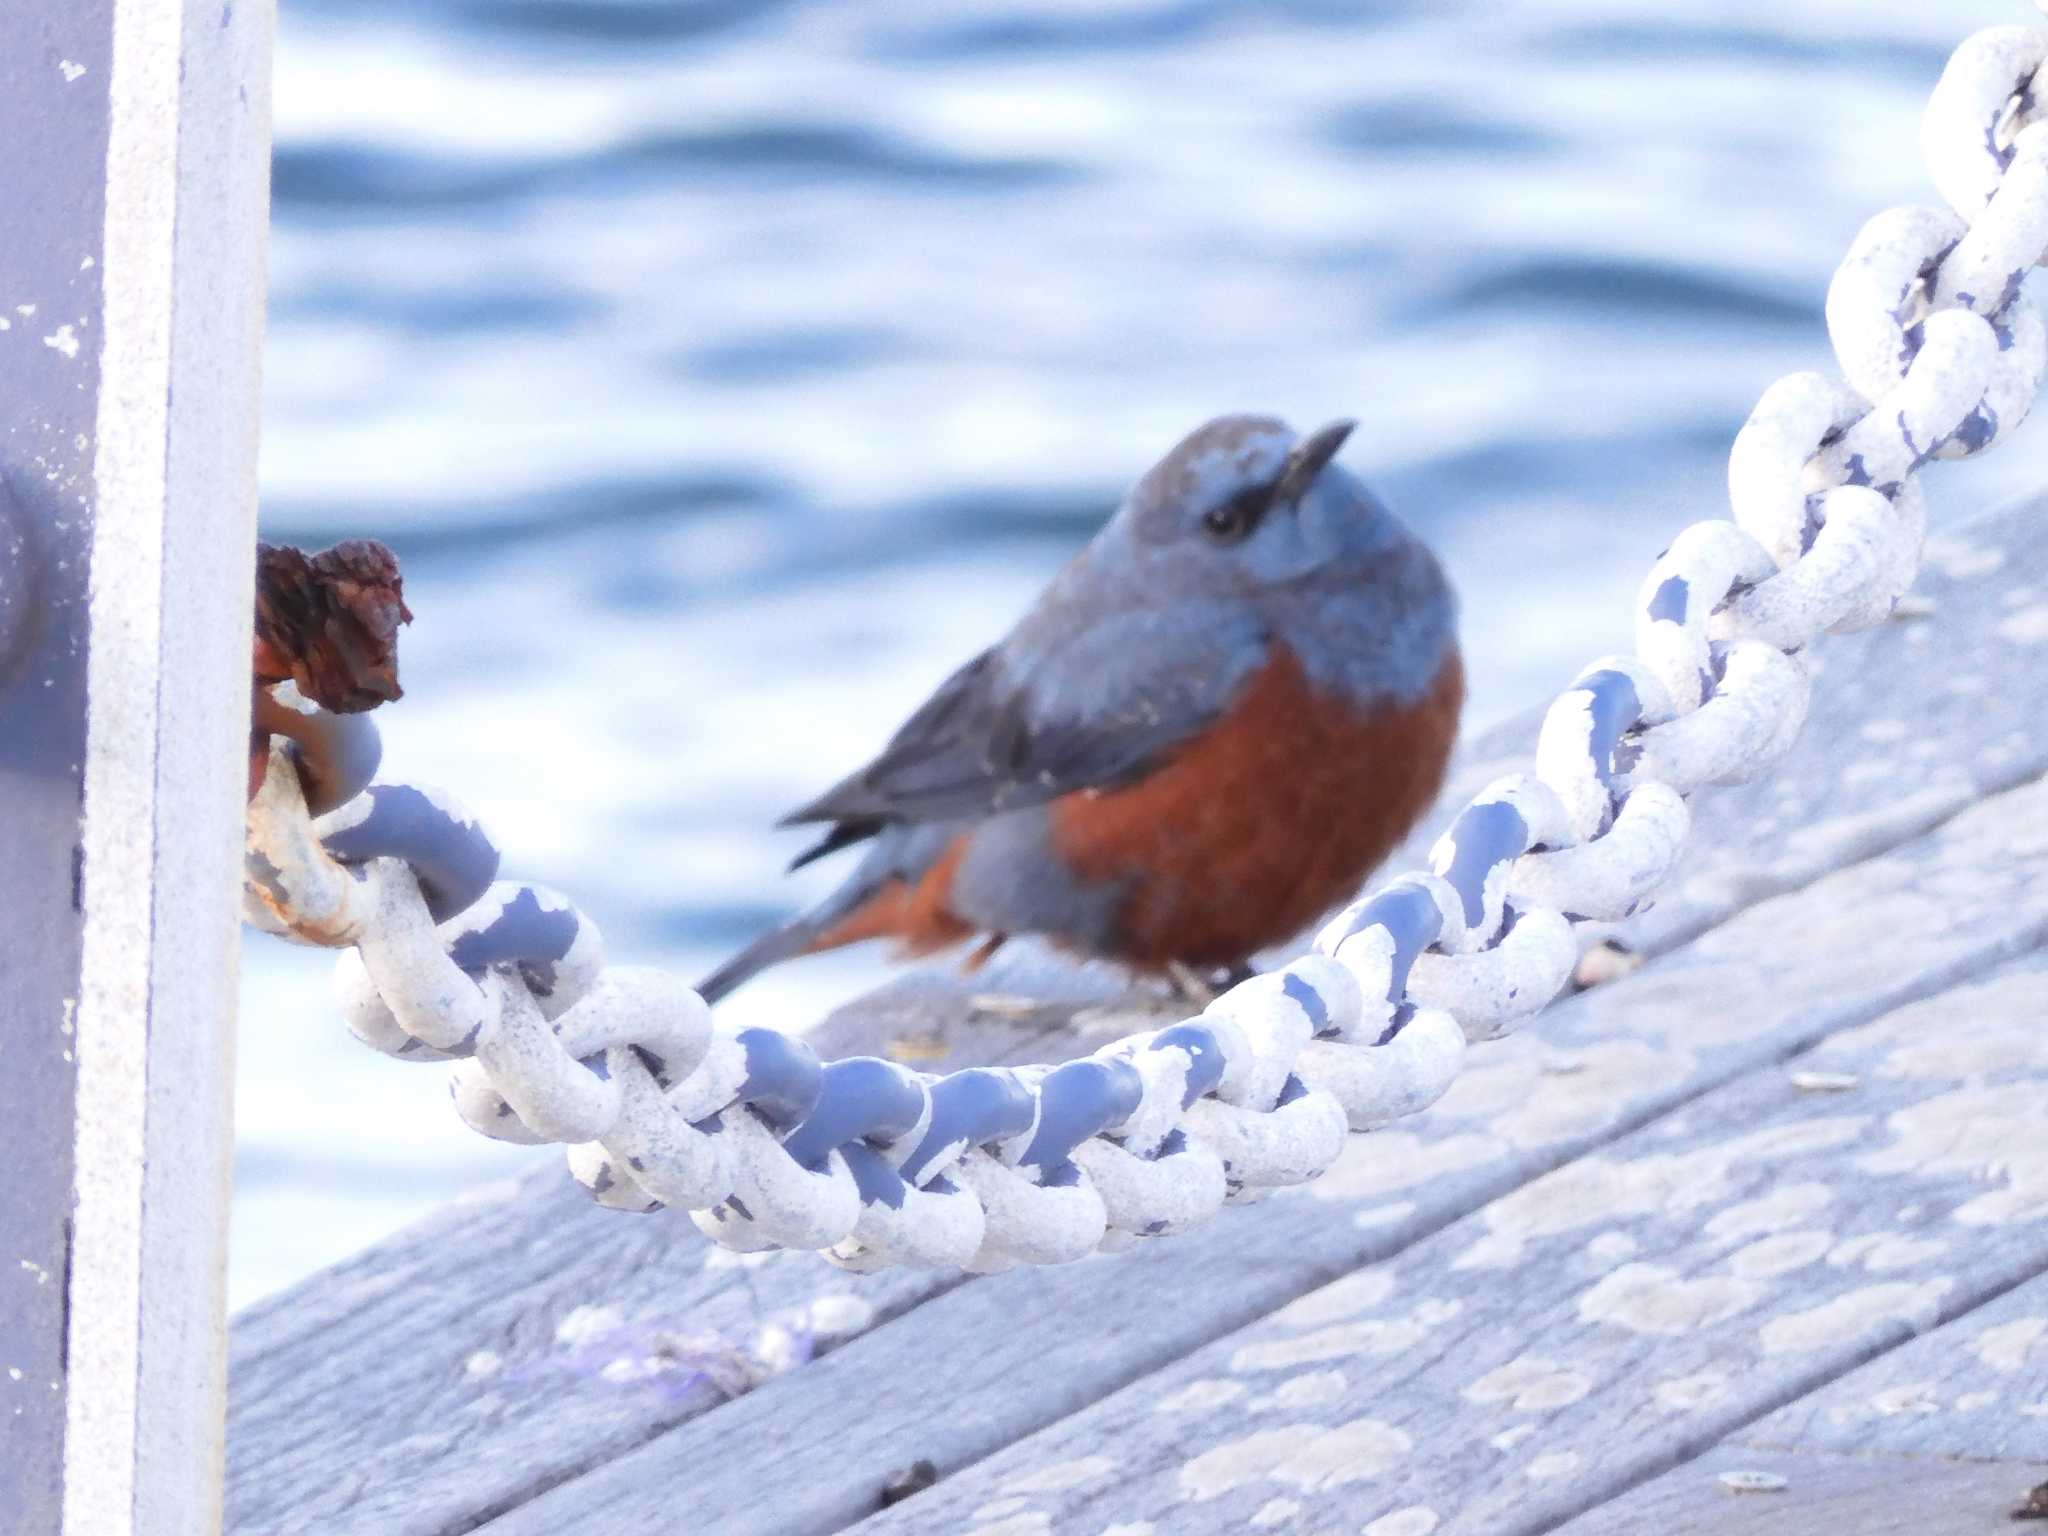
top-left (1108, 413), bottom-right (1396, 593)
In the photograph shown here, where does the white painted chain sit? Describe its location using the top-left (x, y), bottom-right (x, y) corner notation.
top-left (243, 12), bottom-right (2048, 1272)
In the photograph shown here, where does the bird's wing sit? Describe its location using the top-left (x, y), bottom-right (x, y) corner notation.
top-left (782, 602), bottom-right (1272, 833)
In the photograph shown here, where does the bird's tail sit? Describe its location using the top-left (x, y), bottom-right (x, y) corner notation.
top-left (697, 920), bottom-right (825, 1005)
top-left (697, 821), bottom-right (963, 1004)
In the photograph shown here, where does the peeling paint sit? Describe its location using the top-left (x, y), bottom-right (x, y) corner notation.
top-left (1157, 1379), bottom-right (1244, 1415)
top-left (1363, 1510), bottom-right (1439, 1536)
top-left (1996, 604), bottom-right (2048, 643)
top-left (1973, 1316), bottom-right (2046, 1372)
top-left (1707, 1184), bottom-right (1835, 1242)
top-left (1308, 1131), bottom-right (1499, 1204)
top-left (1465, 1356), bottom-right (1592, 1411)
top-left (1869, 1382), bottom-right (1939, 1415)
top-left (1759, 1278), bottom-right (1951, 1354)
top-left (1726, 1229), bottom-right (1832, 1279)
top-left (1861, 1085), bottom-right (2048, 1224)
top-left (1250, 1369), bottom-right (1349, 1413)
top-left (1178, 1418), bottom-right (1411, 1500)
top-left (1003, 1456), bottom-right (1114, 1494)
top-left (965, 1513), bottom-right (1048, 1536)
top-left (1579, 1263), bottom-right (1763, 1336)
top-left (1231, 1302), bottom-right (1453, 1371)
top-left (1654, 1370), bottom-right (1729, 1412)
top-left (1272, 1268), bottom-right (1395, 1328)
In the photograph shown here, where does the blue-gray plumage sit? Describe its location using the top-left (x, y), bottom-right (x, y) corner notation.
top-left (700, 414), bottom-right (1463, 1003)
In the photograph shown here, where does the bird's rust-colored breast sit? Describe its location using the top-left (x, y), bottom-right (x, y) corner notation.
top-left (1049, 643), bottom-right (1464, 970)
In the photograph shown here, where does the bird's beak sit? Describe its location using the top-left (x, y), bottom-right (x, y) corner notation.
top-left (1273, 418), bottom-right (1357, 507)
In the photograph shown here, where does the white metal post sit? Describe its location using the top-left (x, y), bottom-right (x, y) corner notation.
top-left (0, 1), bottom-right (274, 1532)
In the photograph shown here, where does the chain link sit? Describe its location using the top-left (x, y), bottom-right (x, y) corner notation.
top-left (244, 11), bottom-right (2048, 1272)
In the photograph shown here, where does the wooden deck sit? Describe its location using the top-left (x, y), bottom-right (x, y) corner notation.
top-left (226, 494), bottom-right (2048, 1536)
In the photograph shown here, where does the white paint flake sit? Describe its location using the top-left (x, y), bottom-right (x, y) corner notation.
top-left (1003, 1456), bottom-right (1113, 1494)
top-left (1726, 1229), bottom-right (1832, 1280)
top-left (1250, 1498), bottom-right (1301, 1528)
top-left (1465, 1357), bottom-right (1592, 1412)
top-left (463, 1350), bottom-right (502, 1378)
top-left (1177, 1418), bottom-right (1411, 1501)
top-left (1579, 1263), bottom-right (1763, 1336)
top-left (1157, 1379), bottom-right (1244, 1414)
top-left (1759, 1279), bottom-right (1952, 1355)
top-left (1869, 1383), bottom-right (1939, 1416)
top-left (1719, 1470), bottom-right (1788, 1493)
top-left (1364, 1509), bottom-right (1440, 1536)
top-left (553, 1303), bottom-right (623, 1346)
top-left (1655, 1371), bottom-right (1729, 1413)
top-left (1973, 1317), bottom-right (2047, 1373)
top-left (43, 325), bottom-right (81, 359)
top-left (803, 1294), bottom-right (875, 1336)
top-left (1527, 1451), bottom-right (1582, 1481)
top-left (59, 59), bottom-right (86, 82)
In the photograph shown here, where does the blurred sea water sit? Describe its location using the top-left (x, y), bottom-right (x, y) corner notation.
top-left (236, 0), bottom-right (2044, 1305)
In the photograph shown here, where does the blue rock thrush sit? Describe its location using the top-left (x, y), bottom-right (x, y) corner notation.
top-left (699, 414), bottom-right (1463, 1002)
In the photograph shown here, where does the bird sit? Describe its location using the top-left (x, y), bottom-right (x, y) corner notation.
top-left (698, 413), bottom-right (1463, 1004)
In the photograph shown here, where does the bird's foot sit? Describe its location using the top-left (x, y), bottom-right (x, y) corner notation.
top-left (1164, 960), bottom-right (1219, 1009)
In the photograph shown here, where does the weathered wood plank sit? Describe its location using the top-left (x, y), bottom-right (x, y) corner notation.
top-left (716, 947), bottom-right (2048, 1536)
top-left (1559, 1227), bottom-right (2048, 1530)
top-left (1557, 1446), bottom-right (2048, 1535)
top-left (226, 496), bottom-right (2048, 1530)
top-left (480, 777), bottom-right (2048, 1536)
top-left (1739, 1265), bottom-right (2048, 1462)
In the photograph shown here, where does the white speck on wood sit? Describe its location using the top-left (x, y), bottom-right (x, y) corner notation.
top-left (1464, 1356), bottom-right (1592, 1412)
top-left (1868, 1383), bottom-right (1939, 1416)
top-left (1271, 1269), bottom-right (1395, 1328)
top-left (1586, 1231), bottom-right (1638, 1263)
top-left (1726, 1230), bottom-right (1832, 1280)
top-left (1759, 1279), bottom-right (1952, 1355)
top-left (1579, 1263), bottom-right (1763, 1336)
top-left (1231, 1301), bottom-right (1455, 1372)
top-left (1527, 1451), bottom-right (1582, 1481)
top-left (1995, 605), bottom-right (2048, 644)
top-left (1250, 1369), bottom-right (1348, 1413)
top-left (1972, 1317), bottom-right (2046, 1373)
top-left (1156, 1379), bottom-right (1244, 1415)
top-left (1719, 1469), bottom-right (1789, 1493)
top-left (965, 1513), bottom-right (1048, 1536)
top-left (554, 1304), bottom-right (622, 1347)
top-left (1706, 1183), bottom-right (1835, 1242)
top-left (1002, 1456), bottom-right (1114, 1495)
top-left (1352, 1201), bottom-right (1416, 1230)
top-left (1363, 1509), bottom-right (1440, 1536)
top-left (1861, 1085), bottom-right (2048, 1225)
top-left (1790, 1071), bottom-right (1861, 1092)
top-left (805, 1294), bottom-right (875, 1337)
top-left (1655, 1370), bottom-right (1730, 1413)
top-left (1178, 1418), bottom-right (1411, 1501)
top-left (42, 324), bottom-right (80, 359)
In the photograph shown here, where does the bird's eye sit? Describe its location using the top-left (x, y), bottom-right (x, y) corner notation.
top-left (1200, 487), bottom-right (1267, 543)
top-left (1202, 504), bottom-right (1247, 540)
